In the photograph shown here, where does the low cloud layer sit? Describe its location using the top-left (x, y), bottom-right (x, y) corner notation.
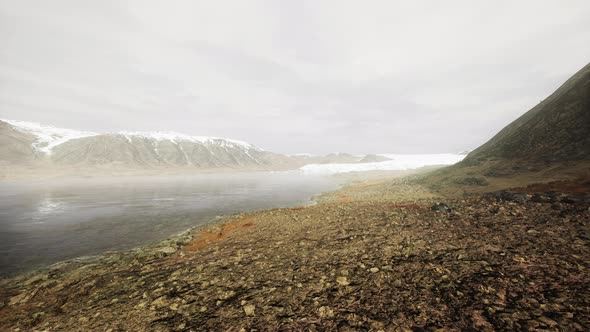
top-left (1, 0), bottom-right (589, 154)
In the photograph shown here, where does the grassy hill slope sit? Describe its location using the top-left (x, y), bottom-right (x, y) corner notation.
top-left (421, 62), bottom-right (590, 195)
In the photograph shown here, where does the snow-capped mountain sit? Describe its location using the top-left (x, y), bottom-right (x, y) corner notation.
top-left (0, 119), bottom-right (280, 168)
top-left (1, 119), bottom-right (98, 155)
top-left (0, 118), bottom-right (468, 174)
top-left (117, 131), bottom-right (259, 151)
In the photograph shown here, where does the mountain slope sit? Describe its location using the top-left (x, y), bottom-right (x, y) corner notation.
top-left (50, 133), bottom-right (271, 168)
top-left (4, 119), bottom-right (412, 174)
top-left (0, 121), bottom-right (39, 165)
top-left (465, 62), bottom-right (590, 164)
top-left (0, 120), bottom-right (279, 169)
top-left (359, 154), bottom-right (391, 163)
top-left (421, 62), bottom-right (590, 193)
top-left (0, 119), bottom-right (98, 155)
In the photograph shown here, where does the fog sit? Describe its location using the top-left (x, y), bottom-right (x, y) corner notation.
top-left (1, 1), bottom-right (590, 154)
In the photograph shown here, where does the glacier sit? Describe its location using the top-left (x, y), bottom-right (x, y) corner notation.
top-left (299, 153), bottom-right (466, 175)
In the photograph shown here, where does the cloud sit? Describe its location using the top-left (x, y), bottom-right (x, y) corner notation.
top-left (1, 0), bottom-right (589, 154)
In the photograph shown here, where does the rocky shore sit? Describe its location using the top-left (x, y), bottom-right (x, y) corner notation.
top-left (1, 179), bottom-right (589, 331)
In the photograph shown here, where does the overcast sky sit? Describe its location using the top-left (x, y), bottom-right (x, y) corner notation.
top-left (1, 1), bottom-right (589, 154)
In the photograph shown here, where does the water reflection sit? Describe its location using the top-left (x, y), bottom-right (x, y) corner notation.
top-left (0, 172), bottom-right (340, 276)
top-left (33, 196), bottom-right (65, 220)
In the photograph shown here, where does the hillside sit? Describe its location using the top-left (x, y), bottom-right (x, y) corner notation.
top-left (0, 119), bottom-right (267, 168)
top-left (421, 62), bottom-right (590, 194)
top-left (50, 133), bottom-right (270, 168)
top-left (359, 154), bottom-right (391, 163)
top-left (0, 119), bottom-right (301, 171)
top-left (466, 62), bottom-right (590, 165)
top-left (0, 121), bottom-right (39, 165)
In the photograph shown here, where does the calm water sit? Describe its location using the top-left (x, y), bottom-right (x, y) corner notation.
top-left (0, 172), bottom-right (341, 276)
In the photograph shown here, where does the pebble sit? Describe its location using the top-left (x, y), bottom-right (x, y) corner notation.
top-left (243, 304), bottom-right (255, 316)
top-left (318, 306), bottom-right (334, 318)
top-left (158, 246), bottom-right (177, 255)
top-left (336, 277), bottom-right (350, 286)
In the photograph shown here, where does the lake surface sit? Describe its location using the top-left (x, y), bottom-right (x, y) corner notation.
top-left (0, 172), bottom-right (342, 276)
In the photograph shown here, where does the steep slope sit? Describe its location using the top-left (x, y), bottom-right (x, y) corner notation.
top-left (0, 119), bottom-right (98, 155)
top-left (421, 62), bottom-right (590, 194)
top-left (0, 120), bottom-right (278, 170)
top-left (465, 62), bottom-right (590, 164)
top-left (0, 121), bottom-right (39, 165)
top-left (50, 133), bottom-right (271, 168)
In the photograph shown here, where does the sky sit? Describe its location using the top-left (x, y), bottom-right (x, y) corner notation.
top-left (1, 1), bottom-right (589, 154)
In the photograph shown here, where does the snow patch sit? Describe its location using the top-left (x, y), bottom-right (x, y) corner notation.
top-left (300, 154), bottom-right (465, 175)
top-left (118, 131), bottom-right (261, 150)
top-left (2, 119), bottom-right (262, 154)
top-left (2, 119), bottom-right (98, 155)
top-left (176, 142), bottom-right (192, 165)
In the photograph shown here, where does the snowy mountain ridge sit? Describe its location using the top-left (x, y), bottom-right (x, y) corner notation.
top-left (118, 131), bottom-right (259, 150)
top-left (2, 119), bottom-right (261, 154)
top-left (1, 118), bottom-right (467, 173)
top-left (1, 119), bottom-right (98, 155)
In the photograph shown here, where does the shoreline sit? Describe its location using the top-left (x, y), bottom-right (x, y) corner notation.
top-left (0, 170), bottom-right (425, 286)
top-left (1, 175), bottom-right (589, 330)
top-left (0, 199), bottom-right (323, 282)
top-left (0, 174), bottom-right (393, 288)
top-left (0, 168), bottom-right (428, 279)
top-left (0, 173), bottom-right (353, 281)
top-left (0, 162), bottom-right (450, 182)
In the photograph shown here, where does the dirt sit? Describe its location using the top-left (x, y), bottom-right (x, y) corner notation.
top-left (0, 180), bottom-right (589, 331)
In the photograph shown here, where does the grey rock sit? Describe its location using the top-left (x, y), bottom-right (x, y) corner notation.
top-left (531, 193), bottom-right (550, 203)
top-left (158, 246), bottom-right (177, 255)
top-left (431, 202), bottom-right (452, 212)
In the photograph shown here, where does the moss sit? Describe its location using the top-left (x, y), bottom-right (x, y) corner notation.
top-left (454, 177), bottom-right (489, 186)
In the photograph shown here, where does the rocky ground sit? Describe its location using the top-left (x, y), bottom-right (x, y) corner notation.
top-left (0, 179), bottom-right (589, 331)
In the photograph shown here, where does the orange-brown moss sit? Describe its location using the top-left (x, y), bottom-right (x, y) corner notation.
top-left (183, 218), bottom-right (256, 252)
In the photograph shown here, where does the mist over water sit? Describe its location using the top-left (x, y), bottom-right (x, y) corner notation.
top-left (0, 172), bottom-right (342, 276)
